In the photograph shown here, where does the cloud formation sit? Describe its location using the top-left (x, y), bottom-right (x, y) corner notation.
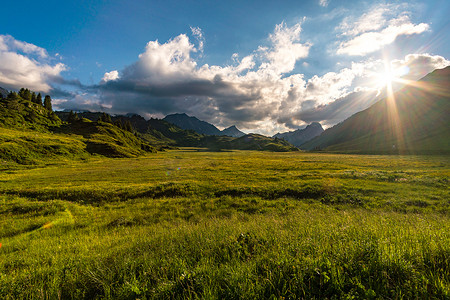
top-left (296, 89), bottom-right (379, 126)
top-left (390, 53), bottom-right (449, 80)
top-left (337, 4), bottom-right (429, 56)
top-left (1, 8), bottom-right (447, 136)
top-left (319, 0), bottom-right (329, 8)
top-left (190, 26), bottom-right (204, 53)
top-left (0, 35), bottom-right (65, 92)
top-left (50, 16), bottom-right (446, 136)
top-left (101, 70), bottom-right (119, 83)
top-left (87, 22), bottom-right (314, 134)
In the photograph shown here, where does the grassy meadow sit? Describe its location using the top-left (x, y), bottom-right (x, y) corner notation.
top-left (0, 150), bottom-right (449, 299)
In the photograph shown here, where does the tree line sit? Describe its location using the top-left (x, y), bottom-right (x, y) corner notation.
top-left (2, 86), bottom-right (134, 133)
top-left (68, 111), bottom-right (134, 133)
top-left (1, 88), bottom-right (53, 111)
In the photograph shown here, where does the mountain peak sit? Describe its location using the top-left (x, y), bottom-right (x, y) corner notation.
top-left (163, 113), bottom-right (221, 135)
top-left (273, 123), bottom-right (324, 147)
top-left (221, 125), bottom-right (245, 137)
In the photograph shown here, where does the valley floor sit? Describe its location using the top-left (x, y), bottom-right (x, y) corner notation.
top-left (0, 150), bottom-right (449, 298)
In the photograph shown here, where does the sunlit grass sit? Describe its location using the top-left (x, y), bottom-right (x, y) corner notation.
top-left (0, 150), bottom-right (449, 298)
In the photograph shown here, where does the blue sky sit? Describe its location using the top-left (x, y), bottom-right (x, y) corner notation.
top-left (1, 0), bottom-right (449, 134)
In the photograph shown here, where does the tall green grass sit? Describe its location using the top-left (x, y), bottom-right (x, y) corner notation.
top-left (0, 151), bottom-right (449, 298)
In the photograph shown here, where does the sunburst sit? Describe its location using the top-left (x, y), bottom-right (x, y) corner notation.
top-left (375, 63), bottom-right (410, 88)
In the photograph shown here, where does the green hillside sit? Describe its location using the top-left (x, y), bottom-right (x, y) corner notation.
top-left (55, 119), bottom-right (156, 158)
top-left (200, 133), bottom-right (299, 151)
top-left (302, 67), bottom-right (450, 154)
top-left (0, 92), bottom-right (61, 131)
top-left (0, 91), bottom-right (156, 164)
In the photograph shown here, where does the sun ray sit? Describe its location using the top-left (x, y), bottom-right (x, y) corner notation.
top-left (380, 57), bottom-right (409, 153)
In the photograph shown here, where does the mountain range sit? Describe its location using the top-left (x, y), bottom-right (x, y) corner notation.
top-left (302, 66), bottom-right (450, 154)
top-left (163, 113), bottom-right (245, 137)
top-left (273, 122), bottom-right (324, 147)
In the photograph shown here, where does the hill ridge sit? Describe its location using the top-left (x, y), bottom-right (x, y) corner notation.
top-left (301, 66), bottom-right (450, 154)
top-left (274, 122), bottom-right (324, 147)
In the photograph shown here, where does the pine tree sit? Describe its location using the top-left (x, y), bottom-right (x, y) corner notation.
top-left (18, 88), bottom-right (25, 99)
top-left (99, 112), bottom-right (112, 123)
top-left (36, 93), bottom-right (42, 105)
top-left (44, 95), bottom-right (52, 111)
top-left (19, 88), bottom-right (32, 100)
top-left (7, 91), bottom-right (19, 100)
top-left (31, 92), bottom-right (37, 103)
top-left (68, 110), bottom-right (79, 123)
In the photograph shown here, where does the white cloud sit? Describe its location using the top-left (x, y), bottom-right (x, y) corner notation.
top-left (0, 35), bottom-right (48, 58)
top-left (259, 22), bottom-right (311, 76)
top-left (319, 0), bottom-right (329, 7)
top-left (124, 34), bottom-right (198, 84)
top-left (305, 68), bottom-right (357, 105)
top-left (390, 53), bottom-right (450, 79)
top-left (0, 35), bottom-right (65, 92)
top-left (339, 6), bottom-right (389, 36)
top-left (337, 5), bottom-right (429, 56)
top-left (190, 26), bottom-right (204, 53)
top-left (101, 70), bottom-right (119, 83)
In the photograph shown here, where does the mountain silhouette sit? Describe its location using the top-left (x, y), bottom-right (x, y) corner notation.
top-left (163, 113), bottom-right (245, 137)
top-left (273, 122), bottom-right (324, 147)
top-left (301, 66), bottom-right (450, 154)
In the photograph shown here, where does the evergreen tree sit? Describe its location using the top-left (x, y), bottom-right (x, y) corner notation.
top-left (19, 88), bottom-right (32, 100)
top-left (68, 110), bottom-right (79, 123)
top-left (36, 93), bottom-right (42, 105)
top-left (31, 92), bottom-right (37, 103)
top-left (44, 95), bottom-right (52, 111)
top-left (99, 112), bottom-right (112, 123)
top-left (18, 88), bottom-right (25, 98)
top-left (7, 91), bottom-right (19, 100)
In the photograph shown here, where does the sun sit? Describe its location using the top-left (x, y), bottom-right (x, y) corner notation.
top-left (378, 70), bottom-right (396, 87)
top-left (375, 63), bottom-right (410, 88)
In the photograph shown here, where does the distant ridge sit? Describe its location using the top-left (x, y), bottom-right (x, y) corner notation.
top-left (163, 113), bottom-right (245, 137)
top-left (0, 87), bottom-right (8, 98)
top-left (273, 122), bottom-right (324, 147)
top-left (55, 111), bottom-right (296, 152)
top-left (220, 125), bottom-right (245, 137)
top-left (164, 113), bottom-right (221, 135)
top-left (301, 66), bottom-right (450, 154)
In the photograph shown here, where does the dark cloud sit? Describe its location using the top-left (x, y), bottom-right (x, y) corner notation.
top-left (48, 75), bottom-right (84, 88)
top-left (296, 90), bottom-right (379, 126)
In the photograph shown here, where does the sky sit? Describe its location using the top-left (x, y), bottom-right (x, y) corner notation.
top-left (1, 0), bottom-right (449, 135)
